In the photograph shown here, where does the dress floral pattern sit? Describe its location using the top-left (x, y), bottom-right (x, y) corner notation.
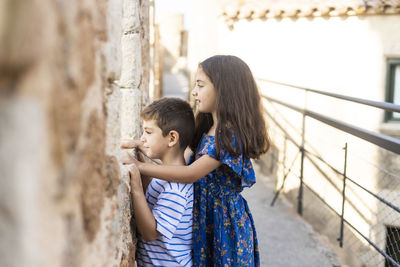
top-left (190, 133), bottom-right (260, 267)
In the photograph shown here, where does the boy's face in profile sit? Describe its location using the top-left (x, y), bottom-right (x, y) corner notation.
top-left (140, 119), bottom-right (169, 160)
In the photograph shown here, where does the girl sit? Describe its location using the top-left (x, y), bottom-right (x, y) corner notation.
top-left (123, 55), bottom-right (270, 266)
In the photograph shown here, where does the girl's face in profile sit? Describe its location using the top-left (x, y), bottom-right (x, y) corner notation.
top-left (192, 66), bottom-right (217, 114)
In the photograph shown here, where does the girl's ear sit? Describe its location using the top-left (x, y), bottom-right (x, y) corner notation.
top-left (168, 130), bottom-right (180, 147)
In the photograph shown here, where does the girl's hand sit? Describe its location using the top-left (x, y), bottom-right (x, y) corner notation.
top-left (121, 139), bottom-right (148, 163)
top-left (120, 139), bottom-right (144, 150)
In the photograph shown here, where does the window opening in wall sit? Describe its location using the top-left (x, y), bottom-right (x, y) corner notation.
top-left (385, 59), bottom-right (400, 122)
top-left (385, 225), bottom-right (400, 267)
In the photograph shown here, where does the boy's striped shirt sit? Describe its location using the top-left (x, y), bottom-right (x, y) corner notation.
top-left (136, 178), bottom-right (193, 267)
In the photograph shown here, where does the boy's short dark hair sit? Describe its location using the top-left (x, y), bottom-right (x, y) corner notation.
top-left (141, 97), bottom-right (195, 149)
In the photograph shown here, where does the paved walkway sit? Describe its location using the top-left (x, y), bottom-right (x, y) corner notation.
top-left (243, 167), bottom-right (341, 267)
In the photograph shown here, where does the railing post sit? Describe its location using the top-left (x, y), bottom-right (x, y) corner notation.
top-left (338, 142), bottom-right (348, 247)
top-left (297, 90), bottom-right (307, 216)
top-left (283, 135), bottom-right (287, 176)
top-left (297, 146), bottom-right (305, 215)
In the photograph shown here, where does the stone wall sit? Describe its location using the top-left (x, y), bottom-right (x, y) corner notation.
top-left (0, 0), bottom-right (149, 266)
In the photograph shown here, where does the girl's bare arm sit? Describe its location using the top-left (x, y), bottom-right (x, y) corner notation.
top-left (132, 154), bottom-right (221, 184)
top-left (120, 139), bottom-right (219, 183)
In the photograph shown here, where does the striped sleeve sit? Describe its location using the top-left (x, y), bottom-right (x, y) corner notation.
top-left (152, 182), bottom-right (188, 239)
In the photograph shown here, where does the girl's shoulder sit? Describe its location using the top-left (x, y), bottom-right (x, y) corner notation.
top-left (199, 131), bottom-right (256, 187)
top-left (198, 130), bottom-right (242, 160)
top-left (200, 128), bottom-right (242, 153)
top-left (200, 132), bottom-right (215, 145)
top-left (192, 133), bottom-right (219, 161)
top-left (198, 133), bottom-right (216, 153)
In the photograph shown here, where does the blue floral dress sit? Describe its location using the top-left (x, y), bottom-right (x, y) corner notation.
top-left (189, 133), bottom-right (260, 267)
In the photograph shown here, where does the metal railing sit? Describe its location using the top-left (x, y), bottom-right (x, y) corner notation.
top-left (259, 79), bottom-right (400, 267)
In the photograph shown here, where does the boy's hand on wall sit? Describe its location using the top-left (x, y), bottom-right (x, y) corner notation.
top-left (121, 151), bottom-right (143, 167)
top-left (121, 150), bottom-right (136, 164)
top-left (128, 164), bottom-right (143, 193)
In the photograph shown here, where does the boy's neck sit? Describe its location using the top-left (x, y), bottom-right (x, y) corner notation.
top-left (161, 149), bottom-right (186, 166)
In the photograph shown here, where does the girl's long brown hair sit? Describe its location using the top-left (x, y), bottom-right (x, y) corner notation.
top-left (190, 55), bottom-right (270, 159)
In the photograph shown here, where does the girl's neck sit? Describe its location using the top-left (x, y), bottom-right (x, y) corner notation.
top-left (208, 111), bottom-right (218, 136)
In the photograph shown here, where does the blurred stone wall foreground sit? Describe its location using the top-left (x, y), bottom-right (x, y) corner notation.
top-left (0, 0), bottom-right (149, 266)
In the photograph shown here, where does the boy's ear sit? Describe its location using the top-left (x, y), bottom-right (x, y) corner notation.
top-left (168, 130), bottom-right (180, 147)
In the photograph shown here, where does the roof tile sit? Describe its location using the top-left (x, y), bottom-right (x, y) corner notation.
top-left (222, 0), bottom-right (400, 21)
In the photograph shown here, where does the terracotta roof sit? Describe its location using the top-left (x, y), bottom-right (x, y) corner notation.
top-left (222, 0), bottom-right (400, 22)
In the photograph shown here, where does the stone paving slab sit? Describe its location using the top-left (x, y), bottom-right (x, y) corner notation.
top-left (242, 172), bottom-right (341, 267)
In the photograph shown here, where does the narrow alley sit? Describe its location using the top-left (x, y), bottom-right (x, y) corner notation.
top-left (244, 166), bottom-right (341, 267)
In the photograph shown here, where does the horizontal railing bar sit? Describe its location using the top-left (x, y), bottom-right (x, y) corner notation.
top-left (266, 106), bottom-right (400, 216)
top-left (263, 95), bottom-right (400, 155)
top-left (343, 217), bottom-right (400, 267)
top-left (263, 107), bottom-right (300, 147)
top-left (303, 150), bottom-right (371, 222)
top-left (263, 90), bottom-right (400, 266)
top-left (266, 110), bottom-right (372, 221)
top-left (307, 110), bottom-right (400, 155)
top-left (346, 177), bottom-right (400, 214)
top-left (258, 78), bottom-right (400, 113)
top-left (266, 95), bottom-right (400, 180)
top-left (301, 180), bottom-right (400, 267)
top-left (263, 95), bottom-right (302, 113)
top-left (305, 149), bottom-right (400, 214)
top-left (309, 145), bottom-right (400, 180)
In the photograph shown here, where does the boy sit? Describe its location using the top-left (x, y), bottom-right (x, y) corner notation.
top-left (122, 97), bottom-right (194, 267)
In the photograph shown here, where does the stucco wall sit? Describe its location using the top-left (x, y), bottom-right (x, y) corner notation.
top-left (0, 0), bottom-right (149, 266)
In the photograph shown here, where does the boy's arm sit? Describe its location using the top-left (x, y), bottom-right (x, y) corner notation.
top-left (141, 175), bottom-right (152, 192)
top-left (128, 164), bottom-right (159, 242)
top-left (137, 150), bottom-right (153, 192)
